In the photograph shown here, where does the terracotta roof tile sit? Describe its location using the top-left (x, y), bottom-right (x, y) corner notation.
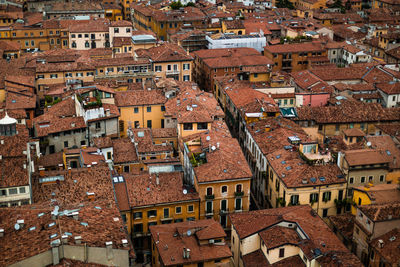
top-left (230, 205), bottom-right (362, 266)
top-left (0, 201), bottom-right (131, 266)
top-left (124, 172), bottom-right (199, 207)
top-left (344, 149), bottom-right (391, 166)
top-left (149, 219), bottom-right (231, 266)
top-left (136, 43), bottom-right (192, 62)
top-left (115, 89), bottom-right (166, 107)
top-left (112, 138), bottom-right (138, 164)
top-left (370, 228), bottom-right (400, 265)
top-left (359, 202), bottom-right (400, 222)
top-left (32, 164), bottom-right (115, 205)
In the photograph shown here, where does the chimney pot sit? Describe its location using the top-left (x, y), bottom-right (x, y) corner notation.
top-left (75, 236), bottom-right (82, 244)
top-left (62, 235), bottom-right (68, 244)
top-left (122, 239), bottom-right (128, 247)
top-left (39, 167), bottom-right (45, 177)
top-left (0, 228), bottom-right (4, 237)
top-left (17, 219), bottom-right (24, 228)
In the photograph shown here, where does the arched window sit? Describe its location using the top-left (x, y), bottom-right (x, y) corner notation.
top-left (236, 184), bottom-right (242, 193)
top-left (206, 187), bottom-right (213, 196)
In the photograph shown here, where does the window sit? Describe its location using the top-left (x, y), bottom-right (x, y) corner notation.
top-left (72, 41), bottom-right (77, 48)
top-left (126, 28), bottom-right (131, 33)
top-left (134, 107), bottom-right (139, 113)
top-left (338, 190), bottom-right (343, 201)
top-left (290, 195), bottom-right (299, 205)
top-left (183, 123), bottom-right (193, 131)
top-left (235, 198), bottom-right (242, 210)
top-left (0, 189), bottom-right (6, 196)
top-left (206, 187), bottom-right (213, 196)
top-left (9, 188), bottom-right (17, 195)
top-left (175, 206), bottom-right (182, 214)
top-left (206, 201), bottom-right (213, 214)
top-left (107, 152), bottom-right (112, 160)
top-left (133, 223), bottom-right (143, 233)
top-left (161, 105), bottom-right (165, 111)
top-left (37, 75), bottom-right (44, 79)
top-left (147, 106), bottom-right (151, 112)
top-left (187, 205), bottom-right (194, 213)
top-left (379, 175), bottom-right (384, 182)
top-left (358, 197), bottom-right (362, 205)
top-left (183, 75), bottom-right (190, 81)
top-left (361, 176), bottom-right (366, 183)
top-left (155, 65), bottom-right (162, 72)
top-left (236, 184), bottom-right (242, 193)
top-left (369, 176), bottom-right (373, 182)
top-left (163, 208), bottom-right (169, 218)
top-left (19, 187), bottom-right (26, 194)
top-left (279, 248), bottom-right (285, 258)
top-left (349, 177), bottom-right (354, 184)
top-left (221, 199), bottom-right (227, 211)
top-left (63, 40), bottom-right (68, 46)
top-left (133, 212), bottom-right (142, 219)
top-left (85, 41), bottom-right (89, 48)
top-left (64, 141), bottom-right (68, 148)
top-left (65, 73), bottom-right (73, 78)
top-left (322, 208), bottom-right (328, 218)
top-left (197, 122), bottom-right (207, 130)
top-left (50, 74), bottom-right (58, 79)
top-left (147, 210), bottom-right (157, 218)
top-left (124, 165), bottom-right (129, 173)
top-left (221, 186), bottom-right (227, 193)
top-left (322, 191), bottom-right (331, 202)
top-left (183, 63), bottom-right (190, 70)
top-left (147, 120), bottom-right (152, 128)
top-left (309, 193), bottom-right (318, 203)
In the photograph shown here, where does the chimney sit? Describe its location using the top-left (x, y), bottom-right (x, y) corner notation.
top-left (87, 164), bottom-right (91, 170)
top-left (39, 167), bottom-right (45, 177)
top-left (68, 167), bottom-right (72, 175)
top-left (122, 239), bottom-right (128, 247)
top-left (61, 235), bottom-right (68, 244)
top-left (87, 192), bottom-right (95, 202)
top-left (75, 236), bottom-right (82, 244)
top-left (156, 173), bottom-right (159, 185)
top-left (17, 219), bottom-right (24, 229)
top-left (72, 211), bottom-right (79, 220)
top-left (183, 248), bottom-right (190, 259)
top-left (106, 241), bottom-right (114, 260)
top-left (105, 109), bottom-right (110, 117)
top-left (378, 239), bottom-right (384, 248)
top-left (0, 228), bottom-right (4, 237)
top-left (50, 239), bottom-right (60, 265)
top-left (58, 164), bottom-right (63, 170)
top-left (0, 139), bottom-right (3, 145)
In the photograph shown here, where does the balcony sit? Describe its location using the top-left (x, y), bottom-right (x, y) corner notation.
top-left (95, 70), bottom-right (154, 79)
top-left (205, 194), bottom-right (215, 200)
top-left (219, 208), bottom-right (229, 214)
top-left (205, 209), bottom-right (214, 216)
top-left (234, 191), bottom-right (244, 197)
top-left (166, 69), bottom-right (180, 75)
top-left (160, 216), bottom-right (172, 222)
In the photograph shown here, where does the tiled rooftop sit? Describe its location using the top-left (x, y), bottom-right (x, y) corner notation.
top-left (230, 205), bottom-right (362, 266)
top-left (0, 201), bottom-right (131, 266)
top-left (32, 164), bottom-right (115, 205)
top-left (122, 172), bottom-right (199, 208)
top-left (359, 202), bottom-right (400, 222)
top-left (149, 219), bottom-right (231, 266)
top-left (370, 228), bottom-right (400, 265)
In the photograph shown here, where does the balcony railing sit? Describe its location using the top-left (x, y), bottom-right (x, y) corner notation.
top-left (219, 208), bottom-right (229, 214)
top-left (205, 209), bottom-right (214, 216)
top-left (205, 194), bottom-right (215, 200)
top-left (166, 70), bottom-right (180, 75)
top-left (234, 191), bottom-right (244, 197)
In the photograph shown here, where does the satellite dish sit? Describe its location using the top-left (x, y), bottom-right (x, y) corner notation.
top-left (367, 142), bottom-right (372, 147)
top-left (183, 189), bottom-right (188, 195)
top-left (187, 230), bottom-right (192, 236)
top-left (14, 223), bottom-right (20, 230)
top-left (206, 136), bottom-right (210, 141)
